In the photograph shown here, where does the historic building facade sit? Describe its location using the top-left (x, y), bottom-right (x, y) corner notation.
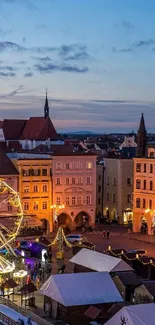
top-left (103, 158), bottom-right (133, 224)
top-left (52, 152), bottom-right (97, 230)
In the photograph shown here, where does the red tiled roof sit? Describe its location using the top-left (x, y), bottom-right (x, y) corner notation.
top-left (20, 117), bottom-right (59, 140)
top-left (2, 119), bottom-right (26, 140)
top-left (0, 149), bottom-right (19, 175)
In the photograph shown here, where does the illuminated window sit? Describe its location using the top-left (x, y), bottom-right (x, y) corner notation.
top-left (66, 197), bottom-right (70, 206)
top-left (34, 185), bottom-right (38, 193)
top-left (86, 176), bottom-right (91, 184)
top-left (136, 180), bottom-right (141, 189)
top-left (24, 202), bottom-right (29, 211)
top-left (72, 197), bottom-right (76, 205)
top-left (86, 195), bottom-right (91, 205)
top-left (136, 163), bottom-right (141, 172)
top-left (24, 186), bottom-right (29, 193)
top-left (56, 197), bottom-right (61, 205)
top-left (77, 197), bottom-right (82, 205)
top-left (86, 162), bottom-right (92, 169)
top-left (42, 169), bottom-right (47, 176)
top-left (42, 201), bottom-right (47, 209)
top-left (66, 178), bottom-right (69, 185)
top-left (56, 178), bottom-right (61, 185)
top-left (8, 203), bottom-right (12, 211)
top-left (32, 169), bottom-right (40, 176)
top-left (136, 198), bottom-right (140, 208)
top-left (72, 178), bottom-right (75, 185)
top-left (33, 202), bottom-right (38, 210)
top-left (23, 169), bottom-right (30, 176)
top-left (42, 184), bottom-right (48, 192)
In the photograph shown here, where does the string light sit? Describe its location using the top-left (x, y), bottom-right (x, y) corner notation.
top-left (109, 247), bottom-right (155, 267)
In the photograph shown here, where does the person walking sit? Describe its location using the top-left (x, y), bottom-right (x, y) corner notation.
top-left (102, 230), bottom-right (106, 238)
top-left (107, 231), bottom-right (110, 239)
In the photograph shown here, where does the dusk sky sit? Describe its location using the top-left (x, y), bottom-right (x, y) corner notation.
top-left (0, 0), bottom-right (155, 132)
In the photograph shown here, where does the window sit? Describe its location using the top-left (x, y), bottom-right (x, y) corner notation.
top-left (136, 198), bottom-right (140, 208)
top-left (150, 152), bottom-right (155, 158)
top-left (66, 163), bottom-right (70, 169)
top-left (98, 185), bottom-right (101, 192)
top-left (150, 164), bottom-right (153, 173)
top-left (86, 176), bottom-right (91, 184)
top-left (32, 169), bottom-right (40, 176)
top-left (42, 169), bottom-right (47, 176)
top-left (136, 163), bottom-right (141, 172)
top-left (76, 162), bottom-right (81, 169)
top-left (8, 203), bottom-right (12, 211)
top-left (42, 184), bottom-right (48, 192)
top-left (136, 180), bottom-right (141, 189)
top-left (107, 193), bottom-right (109, 201)
top-left (127, 194), bottom-right (132, 203)
top-left (98, 198), bottom-right (101, 205)
top-left (112, 193), bottom-right (115, 202)
top-left (66, 178), bottom-right (69, 185)
top-left (127, 178), bottom-right (132, 186)
top-left (99, 175), bottom-right (101, 181)
top-left (24, 202), bottom-right (29, 211)
top-left (113, 177), bottom-right (116, 186)
top-left (143, 180), bottom-right (146, 190)
top-left (33, 202), bottom-right (38, 210)
top-left (86, 195), bottom-right (91, 205)
top-left (150, 181), bottom-right (153, 191)
top-left (23, 169), bottom-right (30, 176)
top-left (42, 201), bottom-right (47, 209)
top-left (56, 162), bottom-right (61, 170)
top-left (56, 197), bottom-right (61, 205)
top-left (144, 163), bottom-right (146, 173)
top-left (107, 176), bottom-right (109, 185)
top-left (24, 186), bottom-right (29, 193)
top-left (149, 199), bottom-right (152, 209)
top-left (34, 185), bottom-right (38, 193)
top-left (77, 197), bottom-right (82, 205)
top-left (72, 197), bottom-right (76, 205)
top-left (78, 177), bottom-right (83, 184)
top-left (86, 162), bottom-right (92, 169)
top-left (56, 177), bottom-right (61, 185)
top-left (66, 197), bottom-right (70, 206)
top-left (72, 178), bottom-right (75, 185)
top-left (143, 198), bottom-right (146, 209)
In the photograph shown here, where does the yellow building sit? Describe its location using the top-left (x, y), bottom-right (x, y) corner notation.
top-left (15, 158), bottom-right (53, 233)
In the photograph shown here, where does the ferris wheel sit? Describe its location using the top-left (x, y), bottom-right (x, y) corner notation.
top-left (0, 179), bottom-right (24, 257)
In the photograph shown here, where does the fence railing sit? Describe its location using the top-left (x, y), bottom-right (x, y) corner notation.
top-left (0, 297), bottom-right (53, 325)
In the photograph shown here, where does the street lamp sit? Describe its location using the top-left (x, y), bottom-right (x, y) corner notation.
top-left (51, 204), bottom-right (65, 222)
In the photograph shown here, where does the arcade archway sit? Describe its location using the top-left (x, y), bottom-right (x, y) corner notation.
top-left (41, 218), bottom-right (50, 233)
top-left (57, 213), bottom-right (72, 231)
top-left (74, 211), bottom-right (91, 228)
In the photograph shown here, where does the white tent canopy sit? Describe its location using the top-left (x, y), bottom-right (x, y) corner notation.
top-left (70, 248), bottom-right (133, 272)
top-left (39, 272), bottom-right (123, 307)
top-left (105, 303), bottom-right (155, 325)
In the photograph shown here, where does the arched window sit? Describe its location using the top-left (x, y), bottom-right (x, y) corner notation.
top-left (150, 151), bottom-right (155, 158)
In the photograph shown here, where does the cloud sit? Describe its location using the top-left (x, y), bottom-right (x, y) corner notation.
top-left (0, 41), bottom-right (25, 52)
top-left (0, 72), bottom-right (16, 77)
top-left (0, 65), bottom-right (16, 71)
top-left (35, 24), bottom-right (46, 30)
top-left (113, 39), bottom-right (155, 53)
top-left (1, 0), bottom-right (37, 10)
top-left (8, 85), bottom-right (24, 96)
top-left (65, 51), bottom-right (91, 61)
top-left (16, 60), bottom-right (26, 64)
top-left (24, 72), bottom-right (33, 77)
top-left (121, 20), bottom-right (134, 32)
top-left (31, 56), bottom-right (52, 62)
top-left (34, 62), bottom-right (89, 74)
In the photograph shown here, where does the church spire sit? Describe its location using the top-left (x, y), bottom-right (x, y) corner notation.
top-left (136, 113), bottom-right (147, 157)
top-left (44, 89), bottom-right (49, 118)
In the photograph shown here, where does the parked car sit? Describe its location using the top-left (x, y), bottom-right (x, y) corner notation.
top-left (127, 249), bottom-right (147, 257)
top-left (20, 240), bottom-right (30, 250)
top-left (66, 234), bottom-right (84, 244)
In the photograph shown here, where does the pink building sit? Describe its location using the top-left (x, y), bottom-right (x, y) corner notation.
top-left (52, 150), bottom-right (97, 230)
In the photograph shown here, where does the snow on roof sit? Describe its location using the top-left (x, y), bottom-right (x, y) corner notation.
top-left (70, 248), bottom-right (133, 272)
top-left (0, 304), bottom-right (37, 325)
top-left (105, 303), bottom-right (155, 325)
top-left (39, 272), bottom-right (123, 307)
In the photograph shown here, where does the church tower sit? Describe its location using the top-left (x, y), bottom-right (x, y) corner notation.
top-left (136, 113), bottom-right (147, 157)
top-left (44, 90), bottom-right (49, 118)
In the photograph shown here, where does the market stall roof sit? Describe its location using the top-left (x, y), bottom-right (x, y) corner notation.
top-left (105, 303), bottom-right (155, 325)
top-left (20, 282), bottom-right (37, 294)
top-left (1, 278), bottom-right (18, 289)
top-left (39, 272), bottom-right (123, 307)
top-left (70, 248), bottom-right (133, 272)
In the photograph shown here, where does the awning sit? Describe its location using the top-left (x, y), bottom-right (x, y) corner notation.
top-left (24, 215), bottom-right (42, 227)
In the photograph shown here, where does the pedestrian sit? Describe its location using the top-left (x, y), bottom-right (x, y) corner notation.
top-left (102, 230), bottom-right (106, 238)
top-left (107, 231), bottom-right (110, 239)
top-left (27, 317), bottom-right (32, 325)
top-left (44, 252), bottom-right (48, 263)
top-left (45, 302), bottom-right (50, 316)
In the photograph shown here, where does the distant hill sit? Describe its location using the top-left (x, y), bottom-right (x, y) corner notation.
top-left (65, 131), bottom-right (99, 135)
